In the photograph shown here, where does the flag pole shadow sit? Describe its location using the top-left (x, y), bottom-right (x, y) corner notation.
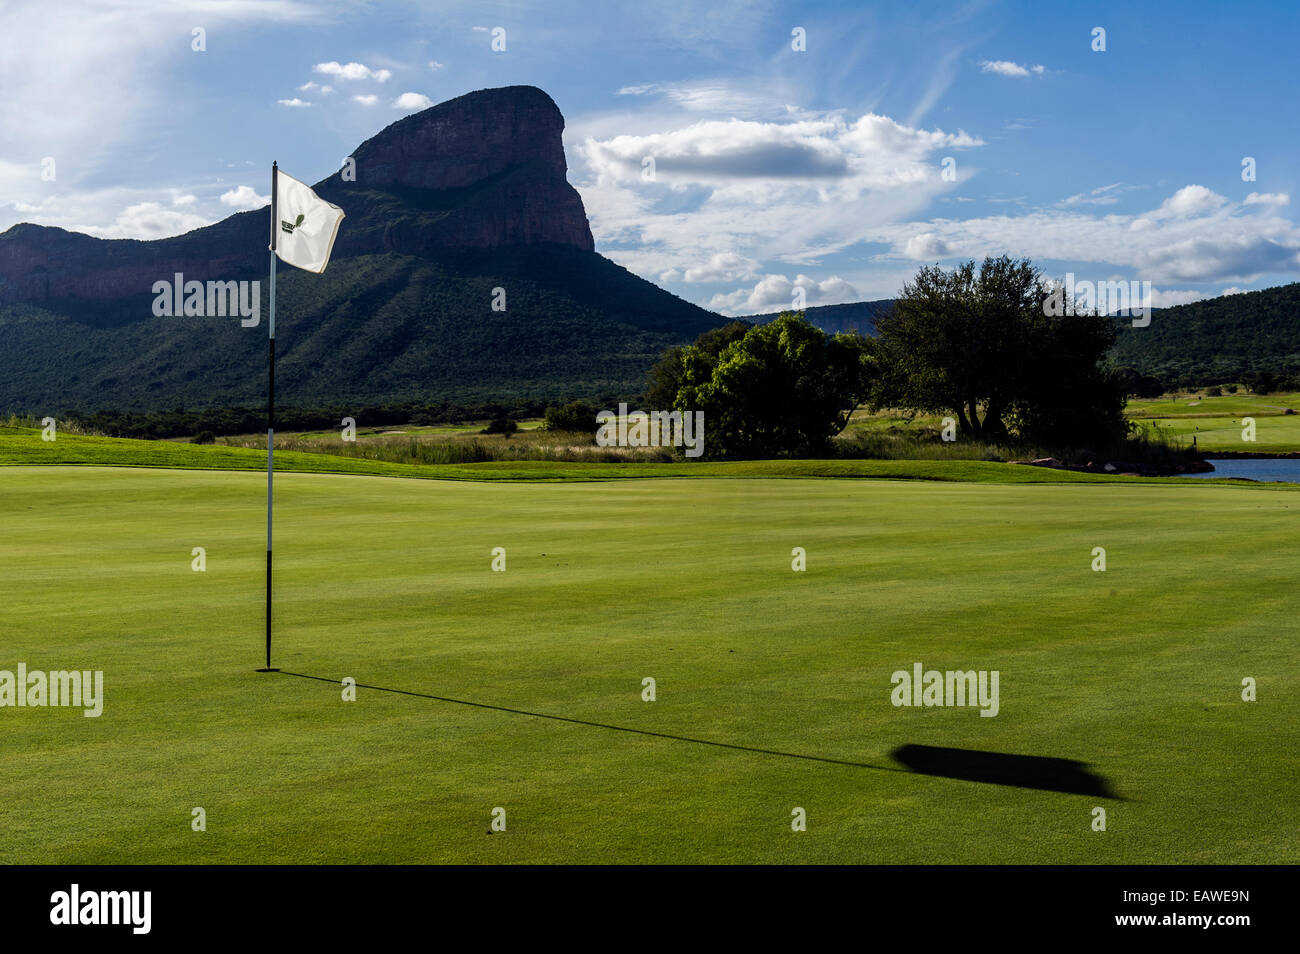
top-left (269, 671), bottom-right (1123, 798)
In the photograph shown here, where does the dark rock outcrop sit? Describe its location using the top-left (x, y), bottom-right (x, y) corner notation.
top-left (0, 85), bottom-right (593, 307)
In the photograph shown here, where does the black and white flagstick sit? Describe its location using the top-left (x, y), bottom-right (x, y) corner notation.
top-left (259, 161), bottom-right (280, 673)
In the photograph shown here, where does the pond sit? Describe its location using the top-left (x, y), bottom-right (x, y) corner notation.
top-left (1183, 458), bottom-right (1300, 483)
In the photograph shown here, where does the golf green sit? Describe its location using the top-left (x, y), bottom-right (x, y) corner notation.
top-left (1, 465), bottom-right (1296, 863)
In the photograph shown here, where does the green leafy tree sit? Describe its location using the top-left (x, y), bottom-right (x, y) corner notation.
top-left (644, 321), bottom-right (750, 409)
top-left (543, 399), bottom-right (598, 433)
top-left (674, 313), bottom-right (873, 458)
top-left (871, 256), bottom-right (1125, 445)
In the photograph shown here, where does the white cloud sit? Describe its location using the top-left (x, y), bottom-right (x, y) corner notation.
top-left (352, 94), bottom-right (379, 106)
top-left (392, 92), bottom-right (433, 110)
top-left (81, 201), bottom-right (211, 240)
top-left (576, 108), bottom-right (982, 288)
top-left (980, 60), bottom-right (1046, 78)
top-left (582, 113), bottom-right (981, 190)
top-left (1149, 286), bottom-right (1255, 307)
top-left (219, 185), bottom-right (270, 210)
top-left (903, 233), bottom-right (954, 259)
top-left (428, 60), bottom-right (445, 71)
top-left (1156, 184), bottom-right (1227, 217)
top-left (1244, 192), bottom-right (1290, 206)
top-left (878, 185), bottom-right (1300, 283)
top-left (0, 0), bottom-right (320, 233)
top-left (1061, 183), bottom-right (1133, 207)
top-left (172, 194), bottom-right (197, 206)
top-left (708, 273), bottom-right (860, 316)
top-left (277, 97), bottom-right (312, 108)
top-left (313, 61), bottom-right (392, 82)
top-left (666, 252), bottom-right (760, 283)
top-left (1149, 288), bottom-right (1212, 307)
top-left (615, 80), bottom-right (797, 119)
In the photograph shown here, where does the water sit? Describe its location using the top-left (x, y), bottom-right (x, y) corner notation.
top-left (1183, 458), bottom-right (1300, 483)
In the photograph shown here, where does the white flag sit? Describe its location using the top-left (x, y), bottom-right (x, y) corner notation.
top-left (273, 169), bottom-right (344, 273)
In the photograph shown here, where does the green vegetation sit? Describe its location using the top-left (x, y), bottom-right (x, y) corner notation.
top-left (542, 399), bottom-right (599, 434)
top-left (869, 256), bottom-right (1124, 445)
top-left (2, 463), bottom-right (1296, 863)
top-left (674, 313), bottom-right (871, 458)
top-left (56, 400), bottom-right (558, 441)
top-left (1126, 389), bottom-right (1300, 453)
top-left (0, 246), bottom-right (719, 413)
top-left (5, 424), bottom-right (1232, 483)
top-left (1109, 282), bottom-right (1300, 386)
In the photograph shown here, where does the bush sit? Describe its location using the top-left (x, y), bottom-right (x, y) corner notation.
top-left (191, 430), bottom-right (215, 444)
top-left (1244, 370), bottom-right (1278, 394)
top-left (481, 417), bottom-right (517, 436)
top-left (544, 400), bottom-right (599, 433)
top-left (1206, 386), bottom-right (1222, 397)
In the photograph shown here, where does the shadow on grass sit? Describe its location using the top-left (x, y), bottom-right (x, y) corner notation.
top-left (273, 672), bottom-right (1120, 797)
top-left (891, 743), bottom-right (1121, 799)
top-left (276, 670), bottom-right (902, 771)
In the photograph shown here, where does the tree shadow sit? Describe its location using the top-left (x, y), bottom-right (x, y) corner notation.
top-left (891, 743), bottom-right (1121, 799)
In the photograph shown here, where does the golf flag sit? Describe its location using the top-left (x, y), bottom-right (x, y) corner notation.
top-left (272, 169), bottom-right (345, 274)
top-left (260, 162), bottom-right (345, 672)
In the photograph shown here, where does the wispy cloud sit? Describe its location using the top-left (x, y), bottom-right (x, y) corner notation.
top-left (980, 59), bottom-right (1046, 78)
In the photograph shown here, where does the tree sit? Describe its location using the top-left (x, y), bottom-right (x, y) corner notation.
top-left (1111, 366), bottom-right (1165, 398)
top-left (543, 399), bottom-right (598, 433)
top-left (644, 321), bottom-right (750, 409)
top-left (1244, 370), bottom-right (1277, 394)
top-left (674, 313), bottom-right (873, 458)
top-left (870, 256), bottom-right (1125, 445)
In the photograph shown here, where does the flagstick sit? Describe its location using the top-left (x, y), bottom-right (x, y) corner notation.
top-left (259, 161), bottom-right (280, 673)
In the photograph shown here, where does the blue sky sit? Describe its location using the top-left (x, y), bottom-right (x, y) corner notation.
top-left (3, 0), bottom-right (1297, 313)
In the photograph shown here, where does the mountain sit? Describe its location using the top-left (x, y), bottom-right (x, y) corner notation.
top-left (746, 285), bottom-right (1300, 389)
top-left (744, 299), bottom-right (894, 336)
top-left (1109, 283), bottom-right (1300, 383)
top-left (0, 86), bottom-right (722, 412)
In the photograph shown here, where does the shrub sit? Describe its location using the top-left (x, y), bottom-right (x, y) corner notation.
top-left (544, 400), bottom-right (598, 434)
top-left (191, 430), bottom-right (215, 444)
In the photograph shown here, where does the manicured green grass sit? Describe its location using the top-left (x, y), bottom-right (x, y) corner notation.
top-left (1140, 415), bottom-right (1300, 454)
top-left (1128, 391), bottom-right (1300, 453)
top-left (1127, 390), bottom-right (1300, 420)
top-left (1, 464), bottom-right (1296, 863)
top-left (0, 425), bottom-right (1272, 486)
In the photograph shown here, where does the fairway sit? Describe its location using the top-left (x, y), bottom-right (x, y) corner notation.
top-left (2, 465), bottom-right (1297, 864)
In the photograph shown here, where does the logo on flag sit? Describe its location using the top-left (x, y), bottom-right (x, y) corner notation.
top-left (273, 169), bottom-right (345, 273)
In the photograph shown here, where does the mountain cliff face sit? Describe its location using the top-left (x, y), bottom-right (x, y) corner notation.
top-left (0, 86), bottom-right (719, 411)
top-left (0, 86), bottom-right (594, 308)
top-left (329, 85), bottom-right (594, 252)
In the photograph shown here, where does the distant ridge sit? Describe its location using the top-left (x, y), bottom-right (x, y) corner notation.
top-left (0, 86), bottom-right (723, 412)
top-left (1109, 283), bottom-right (1300, 382)
top-left (744, 299), bottom-right (894, 336)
